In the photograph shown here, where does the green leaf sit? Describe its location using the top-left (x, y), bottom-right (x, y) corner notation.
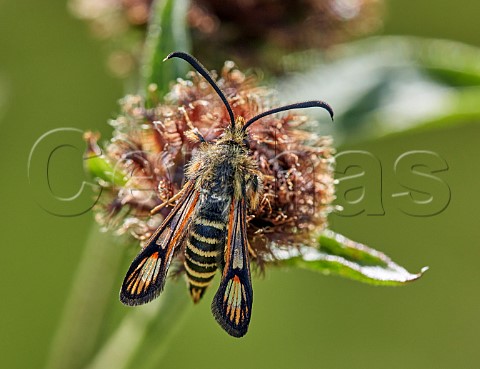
top-left (141, 0), bottom-right (191, 100)
top-left (274, 230), bottom-right (427, 286)
top-left (415, 38), bottom-right (480, 86)
top-left (83, 133), bottom-right (127, 187)
top-left (276, 36), bottom-right (480, 144)
top-left (84, 154), bottom-right (128, 188)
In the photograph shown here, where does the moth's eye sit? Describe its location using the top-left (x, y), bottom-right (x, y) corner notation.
top-left (243, 139), bottom-right (250, 149)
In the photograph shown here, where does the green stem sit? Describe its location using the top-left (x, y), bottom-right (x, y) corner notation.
top-left (45, 225), bottom-right (128, 369)
top-left (85, 283), bottom-right (191, 369)
top-left (141, 0), bottom-right (190, 99)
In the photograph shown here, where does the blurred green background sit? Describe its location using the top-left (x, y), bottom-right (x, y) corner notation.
top-left (1, 0), bottom-right (480, 368)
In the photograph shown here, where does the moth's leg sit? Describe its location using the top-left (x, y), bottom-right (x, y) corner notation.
top-left (181, 106), bottom-right (206, 143)
top-left (246, 172), bottom-right (263, 210)
top-left (151, 183), bottom-right (189, 215)
top-left (247, 238), bottom-right (257, 258)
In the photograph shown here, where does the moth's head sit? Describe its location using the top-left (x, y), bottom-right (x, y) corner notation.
top-left (217, 116), bottom-right (250, 149)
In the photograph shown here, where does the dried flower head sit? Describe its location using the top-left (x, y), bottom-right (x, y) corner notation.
top-left (70, 0), bottom-right (383, 76)
top-left (190, 0), bottom-right (383, 71)
top-left (86, 62), bottom-right (335, 268)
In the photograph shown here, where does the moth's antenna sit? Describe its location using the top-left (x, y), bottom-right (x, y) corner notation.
top-left (164, 51), bottom-right (236, 129)
top-left (242, 101), bottom-right (334, 132)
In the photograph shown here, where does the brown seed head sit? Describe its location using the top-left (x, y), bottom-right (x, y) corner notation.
top-left (89, 63), bottom-right (335, 267)
top-left (70, 0), bottom-right (383, 76)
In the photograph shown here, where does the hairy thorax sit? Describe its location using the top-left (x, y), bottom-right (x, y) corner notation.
top-left (186, 125), bottom-right (263, 209)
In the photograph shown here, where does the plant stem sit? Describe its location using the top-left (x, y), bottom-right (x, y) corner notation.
top-left (85, 283), bottom-right (191, 369)
top-left (45, 225), bottom-right (128, 369)
top-left (141, 0), bottom-right (190, 99)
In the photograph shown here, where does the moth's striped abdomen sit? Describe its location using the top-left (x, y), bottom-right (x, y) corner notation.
top-left (185, 209), bottom-right (226, 302)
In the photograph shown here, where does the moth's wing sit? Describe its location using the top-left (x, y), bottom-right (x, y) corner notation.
top-left (212, 198), bottom-right (253, 337)
top-left (120, 181), bottom-right (199, 306)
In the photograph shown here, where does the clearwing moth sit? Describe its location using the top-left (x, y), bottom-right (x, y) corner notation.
top-left (120, 52), bottom-right (334, 337)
